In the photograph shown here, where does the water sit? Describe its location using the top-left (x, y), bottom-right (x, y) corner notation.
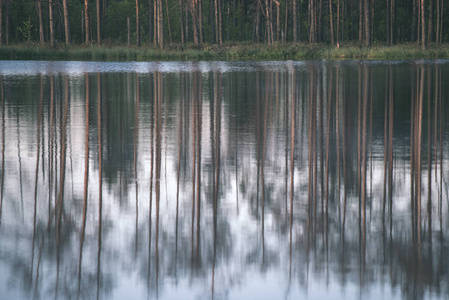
top-left (0, 60), bottom-right (448, 300)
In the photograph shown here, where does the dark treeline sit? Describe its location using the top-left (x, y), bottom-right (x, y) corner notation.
top-left (0, 0), bottom-right (447, 49)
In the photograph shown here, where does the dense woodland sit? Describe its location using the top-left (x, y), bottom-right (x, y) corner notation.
top-left (0, 0), bottom-right (446, 49)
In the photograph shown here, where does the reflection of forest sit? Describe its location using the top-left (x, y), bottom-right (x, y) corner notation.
top-left (0, 61), bottom-right (448, 299)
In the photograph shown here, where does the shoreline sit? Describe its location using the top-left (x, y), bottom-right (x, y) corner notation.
top-left (0, 43), bottom-right (448, 61)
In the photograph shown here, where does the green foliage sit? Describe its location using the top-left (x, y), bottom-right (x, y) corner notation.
top-left (17, 19), bottom-right (34, 43)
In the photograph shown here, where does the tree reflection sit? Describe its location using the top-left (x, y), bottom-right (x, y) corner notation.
top-left (0, 62), bottom-right (448, 300)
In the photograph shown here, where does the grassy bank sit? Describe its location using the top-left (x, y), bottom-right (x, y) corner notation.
top-left (0, 43), bottom-right (448, 61)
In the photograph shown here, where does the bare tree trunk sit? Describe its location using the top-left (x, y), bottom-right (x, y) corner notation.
top-left (198, 0), bottom-right (203, 43)
top-left (149, 0), bottom-right (153, 44)
top-left (210, 0), bottom-right (215, 42)
top-left (390, 0), bottom-right (393, 44)
top-left (0, 0), bottom-right (3, 46)
top-left (158, 0), bottom-right (164, 48)
top-left (180, 0), bottom-right (185, 45)
top-left (97, 0), bottom-right (101, 44)
top-left (329, 0), bottom-right (334, 44)
top-left (412, 0), bottom-right (417, 41)
top-left (364, 0), bottom-right (370, 46)
top-left (265, 0), bottom-right (273, 44)
top-left (38, 0), bottom-right (44, 43)
top-left (318, 0), bottom-right (322, 42)
top-left (190, 0), bottom-right (199, 45)
top-left (421, 0), bottom-right (426, 49)
top-left (359, 0), bottom-right (363, 42)
top-left (218, 0), bottom-right (222, 44)
top-left (136, 0), bottom-right (140, 46)
top-left (276, 0), bottom-right (280, 41)
top-left (154, 0), bottom-right (158, 44)
top-left (5, 0), bottom-right (8, 45)
top-left (337, 0), bottom-right (340, 44)
top-left (165, 0), bottom-right (172, 43)
top-left (428, 0), bottom-right (433, 44)
top-left (439, 0), bottom-right (443, 43)
top-left (309, 0), bottom-right (316, 42)
top-left (255, 0), bottom-right (260, 42)
top-left (371, 0), bottom-right (374, 42)
top-left (62, 0), bottom-right (70, 44)
top-left (127, 16), bottom-right (131, 45)
top-left (436, 0), bottom-right (440, 44)
top-left (85, 0), bottom-right (91, 44)
top-left (215, 0), bottom-right (222, 44)
top-left (49, 0), bottom-right (54, 45)
top-left (284, 0), bottom-right (289, 42)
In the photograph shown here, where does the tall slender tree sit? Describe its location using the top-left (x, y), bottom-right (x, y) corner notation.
top-left (421, 0), bottom-right (425, 49)
top-left (38, 0), bottom-right (44, 43)
top-left (49, 0), bottom-right (55, 46)
top-left (180, 0), bottom-right (185, 45)
top-left (364, 0), bottom-right (370, 46)
top-left (5, 0), bottom-right (9, 45)
top-left (85, 0), bottom-right (91, 44)
top-left (428, 0), bottom-right (433, 44)
top-left (136, 0), bottom-right (140, 46)
top-left (97, 0), bottom-right (101, 44)
top-left (63, 0), bottom-right (70, 44)
top-left (156, 0), bottom-right (164, 48)
top-left (329, 0), bottom-right (334, 44)
top-left (0, 0), bottom-right (2, 46)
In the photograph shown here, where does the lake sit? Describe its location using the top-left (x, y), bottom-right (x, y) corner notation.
top-left (0, 60), bottom-right (448, 300)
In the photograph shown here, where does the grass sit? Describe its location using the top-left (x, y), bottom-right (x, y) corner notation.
top-left (0, 42), bottom-right (448, 61)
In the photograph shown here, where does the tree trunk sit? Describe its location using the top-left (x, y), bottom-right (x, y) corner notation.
top-left (85, 0), bottom-right (91, 44)
top-left (165, 0), bottom-right (172, 43)
top-left (38, 0), bottom-right (44, 43)
top-left (198, 0), bottom-right (203, 43)
top-left (219, 0), bottom-right (222, 44)
top-left (285, 0), bottom-right (289, 42)
top-left (329, 0), bottom-right (334, 44)
top-left (127, 16), bottom-right (130, 45)
top-left (388, 0), bottom-right (395, 45)
top-left (158, 0), bottom-right (164, 48)
top-left (337, 0), bottom-right (340, 44)
top-left (364, 0), bottom-right (370, 46)
top-left (371, 0), bottom-right (375, 43)
top-left (180, 0), bottom-right (185, 45)
top-left (387, 0), bottom-right (390, 45)
top-left (421, 0), bottom-right (425, 49)
top-left (439, 0), bottom-right (444, 44)
top-left (62, 0), bottom-right (70, 44)
top-left (136, 0), bottom-right (140, 46)
top-left (216, 0), bottom-right (222, 44)
top-left (412, 0), bottom-right (417, 42)
top-left (318, 0), bottom-right (322, 42)
top-left (255, 0), bottom-right (260, 42)
top-left (149, 0), bottom-right (153, 44)
top-left (359, 0), bottom-right (363, 42)
top-left (5, 0), bottom-right (9, 45)
top-left (0, 0), bottom-right (3, 46)
top-left (427, 0), bottom-right (433, 44)
top-left (276, 1), bottom-right (280, 41)
top-left (436, 0), bottom-right (440, 44)
top-left (190, 0), bottom-right (199, 45)
top-left (97, 0), bottom-right (101, 44)
top-left (210, 0), bottom-right (215, 43)
top-left (154, 0), bottom-right (158, 44)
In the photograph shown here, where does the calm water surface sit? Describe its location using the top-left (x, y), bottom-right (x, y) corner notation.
top-left (0, 60), bottom-right (448, 300)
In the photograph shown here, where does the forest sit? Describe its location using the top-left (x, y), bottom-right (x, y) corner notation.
top-left (0, 0), bottom-right (446, 50)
